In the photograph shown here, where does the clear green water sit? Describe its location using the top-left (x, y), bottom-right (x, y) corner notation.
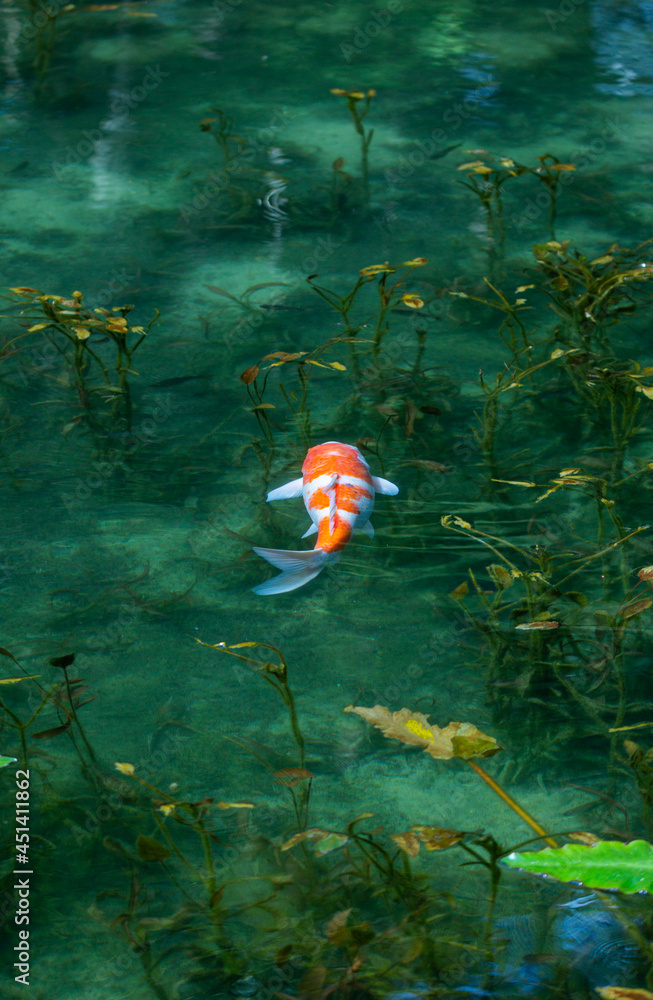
top-left (2, 0), bottom-right (653, 997)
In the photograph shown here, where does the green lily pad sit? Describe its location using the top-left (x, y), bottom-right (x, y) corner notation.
top-left (504, 840), bottom-right (653, 894)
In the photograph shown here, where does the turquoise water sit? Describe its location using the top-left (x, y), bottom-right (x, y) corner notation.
top-left (2, 0), bottom-right (653, 997)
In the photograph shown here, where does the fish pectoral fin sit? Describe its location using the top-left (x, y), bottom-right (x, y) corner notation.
top-left (301, 523), bottom-right (318, 538)
top-left (267, 477), bottom-right (304, 502)
top-left (358, 520), bottom-right (374, 538)
top-left (372, 475), bottom-right (399, 496)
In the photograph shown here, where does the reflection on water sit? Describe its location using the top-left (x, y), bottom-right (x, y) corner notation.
top-left (1, 1), bottom-right (653, 998)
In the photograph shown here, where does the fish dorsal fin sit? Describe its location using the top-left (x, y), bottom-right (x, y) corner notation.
top-left (372, 475), bottom-right (399, 496)
top-left (267, 477), bottom-right (304, 502)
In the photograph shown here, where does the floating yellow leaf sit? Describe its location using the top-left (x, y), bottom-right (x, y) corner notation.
top-left (217, 800), bottom-right (255, 809)
top-left (27, 323), bottom-right (49, 332)
top-left (329, 361), bottom-right (346, 370)
top-left (0, 675), bottom-right (39, 685)
top-left (402, 257), bottom-right (428, 268)
top-left (115, 761), bottom-right (135, 776)
top-left (401, 293), bottom-right (424, 309)
top-left (343, 705), bottom-right (501, 760)
top-left (515, 621), bottom-right (559, 631)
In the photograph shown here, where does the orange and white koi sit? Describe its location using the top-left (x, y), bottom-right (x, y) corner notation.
top-left (253, 441), bottom-right (399, 595)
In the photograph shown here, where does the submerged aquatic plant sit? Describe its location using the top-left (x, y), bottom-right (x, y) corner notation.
top-left (2, 286), bottom-right (159, 428)
top-left (330, 88), bottom-right (376, 203)
top-left (343, 704), bottom-right (556, 846)
top-left (197, 639), bottom-right (310, 830)
top-left (443, 496), bottom-right (652, 780)
top-left (307, 256), bottom-right (427, 366)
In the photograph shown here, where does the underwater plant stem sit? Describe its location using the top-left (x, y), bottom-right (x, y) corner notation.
top-left (62, 665), bottom-right (97, 764)
top-left (465, 758), bottom-right (557, 847)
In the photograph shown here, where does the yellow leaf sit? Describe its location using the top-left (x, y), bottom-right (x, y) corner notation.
top-left (217, 801), bottom-right (255, 809)
top-left (491, 479), bottom-right (536, 487)
top-left (27, 323), bottom-right (49, 332)
top-left (329, 361), bottom-right (346, 370)
top-left (115, 762), bottom-right (135, 776)
top-left (0, 675), bottom-right (40, 684)
top-left (449, 581), bottom-right (468, 600)
top-left (550, 348), bottom-right (566, 359)
top-left (401, 293), bottom-right (424, 309)
top-left (390, 832), bottom-right (421, 857)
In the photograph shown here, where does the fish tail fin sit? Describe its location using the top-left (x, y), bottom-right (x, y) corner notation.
top-left (252, 547), bottom-right (330, 595)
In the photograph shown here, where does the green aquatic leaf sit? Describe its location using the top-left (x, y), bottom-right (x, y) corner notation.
top-left (504, 839), bottom-right (653, 893)
top-left (0, 755), bottom-right (17, 769)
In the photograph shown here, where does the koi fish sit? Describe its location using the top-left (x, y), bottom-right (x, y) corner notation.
top-left (253, 441), bottom-right (398, 595)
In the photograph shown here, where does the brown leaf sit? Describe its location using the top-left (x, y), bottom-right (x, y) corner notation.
top-left (404, 400), bottom-right (417, 437)
top-left (621, 598), bottom-right (652, 620)
top-left (240, 365), bottom-right (259, 384)
top-left (332, 157), bottom-right (345, 171)
top-left (273, 767), bottom-right (313, 788)
top-left (637, 566), bottom-right (653, 581)
top-left (567, 830), bottom-right (602, 846)
top-left (390, 832), bottom-right (420, 857)
top-left (450, 581), bottom-right (468, 600)
top-left (412, 825), bottom-right (464, 850)
top-left (0, 647), bottom-right (19, 665)
top-left (32, 721), bottom-right (72, 740)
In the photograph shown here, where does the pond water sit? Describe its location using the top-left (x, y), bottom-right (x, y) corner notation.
top-left (2, 0), bottom-right (653, 997)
